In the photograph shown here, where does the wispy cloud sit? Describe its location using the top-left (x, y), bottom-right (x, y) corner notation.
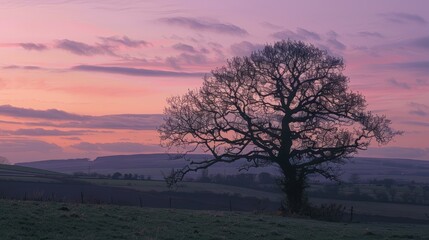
top-left (99, 36), bottom-right (149, 48)
top-left (405, 36), bottom-right (429, 50)
top-left (384, 61), bottom-right (429, 74)
top-left (2, 65), bottom-right (43, 70)
top-left (381, 12), bottom-right (427, 25)
top-left (56, 39), bottom-right (114, 56)
top-left (260, 22), bottom-right (283, 30)
top-left (19, 43), bottom-right (48, 51)
top-left (159, 17), bottom-right (248, 36)
top-left (230, 41), bottom-right (264, 56)
top-left (165, 53), bottom-right (208, 69)
top-left (47, 114), bottom-right (164, 130)
top-left (0, 139), bottom-right (62, 153)
top-left (402, 120), bottom-right (429, 127)
top-left (326, 37), bottom-right (346, 51)
top-left (272, 28), bottom-right (321, 41)
top-left (357, 31), bottom-right (384, 38)
top-left (72, 65), bottom-right (205, 77)
top-left (386, 78), bottom-right (411, 89)
top-left (0, 105), bottom-right (164, 130)
top-left (14, 36), bottom-right (148, 56)
top-left (70, 141), bottom-right (162, 153)
top-left (0, 105), bottom-right (87, 120)
top-left (272, 29), bottom-right (346, 53)
top-left (364, 146), bottom-right (429, 159)
top-left (172, 43), bottom-right (197, 53)
top-left (1, 128), bottom-right (101, 136)
top-left (62, 137), bottom-right (81, 141)
top-left (408, 102), bottom-right (429, 117)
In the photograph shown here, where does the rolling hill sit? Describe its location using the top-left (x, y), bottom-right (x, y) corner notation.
top-left (17, 154), bottom-right (429, 182)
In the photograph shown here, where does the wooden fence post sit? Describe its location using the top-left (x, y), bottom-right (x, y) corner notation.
top-left (229, 199), bottom-right (232, 212)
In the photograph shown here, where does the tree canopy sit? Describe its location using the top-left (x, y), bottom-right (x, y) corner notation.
top-left (159, 40), bottom-right (400, 213)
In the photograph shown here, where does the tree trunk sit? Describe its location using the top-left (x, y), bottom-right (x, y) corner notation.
top-left (279, 166), bottom-right (307, 214)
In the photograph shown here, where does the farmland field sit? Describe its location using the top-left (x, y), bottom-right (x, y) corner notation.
top-left (0, 199), bottom-right (428, 240)
top-left (1, 163), bottom-right (428, 223)
top-left (83, 178), bottom-right (282, 201)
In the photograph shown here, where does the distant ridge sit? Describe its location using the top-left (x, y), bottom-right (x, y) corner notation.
top-left (17, 154), bottom-right (214, 178)
top-left (15, 154), bottom-right (429, 182)
top-left (17, 158), bottom-right (91, 173)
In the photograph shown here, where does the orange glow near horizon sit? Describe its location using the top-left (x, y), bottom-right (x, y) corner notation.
top-left (0, 1), bottom-right (428, 162)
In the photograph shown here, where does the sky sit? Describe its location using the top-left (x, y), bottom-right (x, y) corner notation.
top-left (1, 0), bottom-right (429, 163)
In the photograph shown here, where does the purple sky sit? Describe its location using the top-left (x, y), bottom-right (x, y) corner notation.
top-left (0, 0), bottom-right (429, 162)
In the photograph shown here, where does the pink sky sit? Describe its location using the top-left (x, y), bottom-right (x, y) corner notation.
top-left (0, 0), bottom-right (429, 162)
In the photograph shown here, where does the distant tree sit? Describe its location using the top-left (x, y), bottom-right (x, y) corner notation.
top-left (0, 156), bottom-right (10, 165)
top-left (112, 172), bottom-right (122, 179)
top-left (258, 172), bottom-right (275, 184)
top-left (199, 168), bottom-right (210, 182)
top-left (348, 173), bottom-right (361, 184)
top-left (159, 40), bottom-right (400, 213)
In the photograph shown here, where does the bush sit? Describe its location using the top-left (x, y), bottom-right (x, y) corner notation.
top-left (304, 203), bottom-right (346, 222)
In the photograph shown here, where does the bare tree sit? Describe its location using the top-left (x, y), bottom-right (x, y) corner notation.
top-left (159, 40), bottom-right (400, 213)
top-left (0, 156), bottom-right (10, 165)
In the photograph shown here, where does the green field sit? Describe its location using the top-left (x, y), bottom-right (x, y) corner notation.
top-left (83, 178), bottom-right (282, 201)
top-left (1, 164), bottom-right (428, 222)
top-left (0, 199), bottom-right (428, 240)
top-left (81, 178), bottom-right (429, 221)
top-left (0, 164), bottom-right (68, 183)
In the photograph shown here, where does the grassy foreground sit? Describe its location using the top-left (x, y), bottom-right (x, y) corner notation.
top-left (0, 200), bottom-right (428, 240)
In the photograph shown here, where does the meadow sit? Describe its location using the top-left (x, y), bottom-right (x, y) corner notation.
top-left (1, 199), bottom-right (428, 240)
top-left (1, 163), bottom-right (428, 223)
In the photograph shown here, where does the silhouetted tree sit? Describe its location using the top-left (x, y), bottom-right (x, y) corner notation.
top-left (0, 156), bottom-right (10, 165)
top-left (112, 172), bottom-right (122, 179)
top-left (258, 172), bottom-right (275, 184)
top-left (159, 40), bottom-right (400, 213)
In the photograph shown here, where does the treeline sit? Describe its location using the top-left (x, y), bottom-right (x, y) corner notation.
top-left (185, 170), bottom-right (280, 192)
top-left (309, 178), bottom-right (429, 205)
top-left (73, 172), bottom-right (152, 180)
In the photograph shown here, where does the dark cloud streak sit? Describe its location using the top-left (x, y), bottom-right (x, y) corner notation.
top-left (172, 43), bottom-right (197, 53)
top-left (357, 31), bottom-right (384, 38)
top-left (230, 41), bottom-right (263, 56)
top-left (56, 39), bottom-right (114, 56)
top-left (0, 139), bottom-right (62, 153)
top-left (159, 17), bottom-right (248, 36)
top-left (71, 141), bottom-right (162, 153)
top-left (72, 65), bottom-right (205, 77)
top-left (2, 128), bottom-right (101, 136)
top-left (384, 61), bottom-right (429, 73)
top-left (99, 36), bottom-right (149, 48)
top-left (387, 78), bottom-right (411, 89)
top-left (0, 105), bottom-right (88, 121)
top-left (0, 105), bottom-right (164, 131)
top-left (408, 102), bottom-right (429, 117)
top-left (2, 65), bottom-right (43, 70)
top-left (272, 28), bottom-right (321, 41)
top-left (19, 43), bottom-right (48, 51)
top-left (381, 12), bottom-right (427, 25)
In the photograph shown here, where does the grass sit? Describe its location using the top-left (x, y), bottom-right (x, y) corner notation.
top-left (312, 197), bottom-right (429, 220)
top-left (1, 166), bottom-right (427, 222)
top-left (0, 164), bottom-right (69, 183)
top-left (83, 178), bottom-right (282, 201)
top-left (0, 164), bottom-right (65, 176)
top-left (0, 199), bottom-right (428, 240)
